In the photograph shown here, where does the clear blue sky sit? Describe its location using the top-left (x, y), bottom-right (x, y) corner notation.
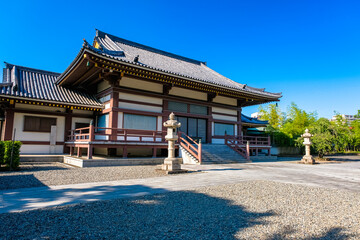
top-left (1, 0), bottom-right (360, 118)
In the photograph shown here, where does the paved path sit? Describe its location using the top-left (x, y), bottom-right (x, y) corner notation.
top-left (1, 160), bottom-right (360, 214)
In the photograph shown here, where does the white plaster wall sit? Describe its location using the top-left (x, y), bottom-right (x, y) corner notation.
top-left (120, 77), bottom-right (163, 93)
top-left (119, 92), bottom-right (163, 105)
top-left (14, 113), bottom-right (65, 142)
top-left (105, 103), bottom-right (111, 109)
top-left (212, 114), bottom-right (237, 122)
top-left (235, 124), bottom-right (238, 135)
top-left (97, 80), bottom-right (111, 93)
top-left (169, 87), bottom-right (207, 101)
top-left (20, 145), bottom-right (64, 154)
top-left (212, 107), bottom-right (237, 115)
top-left (118, 102), bottom-right (162, 113)
top-left (213, 95), bottom-right (237, 106)
top-left (118, 112), bottom-right (124, 128)
top-left (71, 117), bottom-right (93, 130)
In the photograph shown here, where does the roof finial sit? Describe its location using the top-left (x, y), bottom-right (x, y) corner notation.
top-left (134, 55), bottom-right (139, 63)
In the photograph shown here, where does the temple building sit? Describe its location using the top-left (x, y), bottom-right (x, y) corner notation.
top-left (0, 30), bottom-right (281, 163)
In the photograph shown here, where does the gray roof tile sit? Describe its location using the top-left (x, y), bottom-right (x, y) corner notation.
top-left (92, 30), bottom-right (281, 98)
top-left (1, 63), bottom-right (102, 107)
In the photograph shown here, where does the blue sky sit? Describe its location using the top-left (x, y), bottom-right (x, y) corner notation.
top-left (1, 0), bottom-right (360, 118)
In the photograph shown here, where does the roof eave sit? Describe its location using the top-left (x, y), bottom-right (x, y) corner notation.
top-left (83, 48), bottom-right (282, 101)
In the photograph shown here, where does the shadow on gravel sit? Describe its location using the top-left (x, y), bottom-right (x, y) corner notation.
top-left (0, 185), bottom-right (274, 239)
top-left (0, 174), bottom-right (48, 190)
top-left (266, 226), bottom-right (349, 240)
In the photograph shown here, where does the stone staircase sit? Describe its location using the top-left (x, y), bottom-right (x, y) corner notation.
top-left (201, 144), bottom-right (249, 164)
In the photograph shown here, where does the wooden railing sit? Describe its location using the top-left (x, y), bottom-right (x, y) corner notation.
top-left (213, 135), bottom-right (270, 146)
top-left (68, 126), bottom-right (167, 143)
top-left (224, 135), bottom-right (250, 161)
top-left (178, 132), bottom-right (202, 164)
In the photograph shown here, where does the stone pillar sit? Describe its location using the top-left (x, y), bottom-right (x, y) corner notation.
top-left (301, 129), bottom-right (315, 164)
top-left (160, 113), bottom-right (187, 174)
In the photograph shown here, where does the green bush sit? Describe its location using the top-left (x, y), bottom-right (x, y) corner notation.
top-left (0, 141), bottom-right (4, 165)
top-left (1, 141), bottom-right (22, 170)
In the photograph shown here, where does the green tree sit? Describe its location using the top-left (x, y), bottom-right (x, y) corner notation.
top-left (282, 102), bottom-right (317, 139)
top-left (308, 118), bottom-right (334, 158)
top-left (258, 104), bottom-right (284, 131)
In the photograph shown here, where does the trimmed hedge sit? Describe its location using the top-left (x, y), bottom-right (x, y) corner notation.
top-left (0, 141), bottom-right (22, 170)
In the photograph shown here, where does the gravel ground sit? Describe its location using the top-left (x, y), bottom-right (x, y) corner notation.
top-left (1, 180), bottom-right (359, 239)
top-left (0, 162), bottom-right (167, 190)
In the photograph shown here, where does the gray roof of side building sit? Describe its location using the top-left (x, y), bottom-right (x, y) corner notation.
top-left (1, 63), bottom-right (102, 107)
top-left (88, 30), bottom-right (281, 99)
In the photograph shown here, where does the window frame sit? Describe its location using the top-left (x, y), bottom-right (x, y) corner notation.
top-left (23, 115), bottom-right (57, 133)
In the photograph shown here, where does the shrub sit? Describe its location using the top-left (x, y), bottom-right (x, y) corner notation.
top-left (2, 141), bottom-right (22, 170)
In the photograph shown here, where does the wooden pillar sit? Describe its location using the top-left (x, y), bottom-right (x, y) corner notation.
top-left (63, 109), bottom-right (73, 153)
top-left (69, 146), bottom-right (74, 156)
top-left (207, 107), bottom-right (212, 144)
top-left (108, 90), bottom-right (119, 156)
top-left (77, 147), bottom-right (82, 157)
top-left (123, 146), bottom-right (128, 158)
top-left (87, 145), bottom-right (93, 159)
top-left (162, 100), bottom-right (169, 142)
top-left (237, 108), bottom-right (242, 137)
top-left (153, 148), bottom-right (157, 158)
top-left (4, 105), bottom-right (14, 141)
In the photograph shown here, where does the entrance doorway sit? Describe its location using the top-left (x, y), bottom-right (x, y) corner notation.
top-left (176, 116), bottom-right (207, 142)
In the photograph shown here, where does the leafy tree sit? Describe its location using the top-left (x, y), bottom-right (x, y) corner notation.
top-left (258, 104), bottom-right (284, 131)
top-left (308, 118), bottom-right (334, 158)
top-left (282, 102), bottom-right (317, 139)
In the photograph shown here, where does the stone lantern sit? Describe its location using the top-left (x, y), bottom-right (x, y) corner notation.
top-left (161, 113), bottom-right (187, 173)
top-left (301, 129), bottom-right (315, 164)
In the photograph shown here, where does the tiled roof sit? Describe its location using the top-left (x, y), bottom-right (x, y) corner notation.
top-left (1, 63), bottom-right (102, 107)
top-left (241, 114), bottom-right (268, 125)
top-left (91, 30), bottom-right (281, 99)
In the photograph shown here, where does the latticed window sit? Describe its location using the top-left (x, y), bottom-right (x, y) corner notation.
top-left (124, 114), bottom-right (157, 131)
top-left (168, 101), bottom-right (188, 113)
top-left (23, 116), bottom-right (56, 132)
top-left (214, 123), bottom-right (234, 136)
top-left (190, 104), bottom-right (207, 115)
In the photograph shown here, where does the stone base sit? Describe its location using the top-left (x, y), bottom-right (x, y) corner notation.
top-left (301, 155), bottom-right (315, 164)
top-left (157, 157), bottom-right (188, 174)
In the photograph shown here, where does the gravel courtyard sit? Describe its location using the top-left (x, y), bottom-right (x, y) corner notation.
top-left (1, 158), bottom-right (360, 239)
top-left (1, 181), bottom-right (359, 239)
top-left (0, 162), bottom-right (167, 190)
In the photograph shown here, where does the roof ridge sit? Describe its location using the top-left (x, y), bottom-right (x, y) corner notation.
top-left (96, 29), bottom-right (207, 66)
top-left (4, 62), bottom-right (61, 76)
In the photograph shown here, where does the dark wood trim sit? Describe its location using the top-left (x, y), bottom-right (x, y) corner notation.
top-left (63, 109), bottom-right (73, 153)
top-left (207, 106), bottom-right (212, 143)
top-left (113, 86), bottom-right (242, 110)
top-left (13, 109), bottom-right (93, 118)
top-left (103, 108), bottom-right (162, 117)
top-left (21, 141), bottom-right (65, 145)
top-left (237, 109), bottom-right (242, 135)
top-left (213, 119), bottom-right (240, 125)
top-left (109, 91), bottom-right (119, 141)
top-left (4, 107), bottom-right (14, 140)
top-left (163, 110), bottom-right (210, 119)
top-left (212, 111), bottom-right (238, 117)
